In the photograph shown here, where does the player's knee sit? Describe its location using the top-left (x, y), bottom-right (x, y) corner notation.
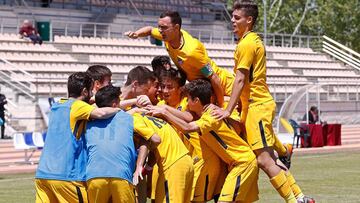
top-left (256, 151), bottom-right (275, 170)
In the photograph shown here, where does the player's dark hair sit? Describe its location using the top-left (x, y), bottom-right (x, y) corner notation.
top-left (184, 79), bottom-right (212, 105)
top-left (125, 66), bottom-right (156, 86)
top-left (67, 72), bottom-right (93, 98)
top-left (95, 85), bottom-right (121, 108)
top-left (159, 10), bottom-right (182, 29)
top-left (86, 65), bottom-right (112, 83)
top-left (233, 0), bottom-right (258, 25)
top-left (151, 55), bottom-right (171, 78)
top-left (159, 68), bottom-right (187, 87)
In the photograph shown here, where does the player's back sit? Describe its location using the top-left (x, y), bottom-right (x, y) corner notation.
top-left (133, 113), bottom-right (189, 172)
top-left (196, 109), bottom-right (256, 167)
top-left (85, 111), bottom-right (136, 182)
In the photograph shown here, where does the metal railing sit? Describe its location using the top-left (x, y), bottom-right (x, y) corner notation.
top-left (322, 35), bottom-right (360, 71)
top-left (0, 59), bottom-right (36, 100)
top-left (48, 19), bottom-right (322, 48)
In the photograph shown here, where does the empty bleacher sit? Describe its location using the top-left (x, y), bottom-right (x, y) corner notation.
top-left (1, 33), bottom-right (359, 98)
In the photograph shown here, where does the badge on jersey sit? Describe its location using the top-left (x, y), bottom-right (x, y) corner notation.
top-left (200, 63), bottom-right (214, 77)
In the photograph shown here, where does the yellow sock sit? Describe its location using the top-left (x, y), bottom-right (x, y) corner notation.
top-left (270, 170), bottom-right (297, 203)
top-left (286, 172), bottom-right (304, 198)
top-left (274, 136), bottom-right (287, 156)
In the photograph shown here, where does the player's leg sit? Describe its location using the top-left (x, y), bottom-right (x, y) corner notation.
top-left (192, 155), bottom-right (223, 202)
top-left (110, 178), bottom-right (136, 203)
top-left (36, 179), bottom-right (88, 203)
top-left (246, 102), bottom-right (296, 203)
top-left (87, 178), bottom-right (110, 203)
top-left (217, 159), bottom-right (259, 203)
top-left (156, 155), bottom-right (194, 203)
top-left (35, 179), bottom-right (57, 203)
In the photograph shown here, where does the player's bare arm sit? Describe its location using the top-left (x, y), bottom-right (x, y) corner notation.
top-left (124, 26), bottom-right (153, 39)
top-left (211, 69), bottom-right (247, 120)
top-left (209, 72), bottom-right (224, 107)
top-left (90, 107), bottom-right (120, 119)
top-left (161, 108), bottom-right (200, 134)
top-left (133, 137), bottom-right (149, 185)
top-left (146, 105), bottom-right (194, 122)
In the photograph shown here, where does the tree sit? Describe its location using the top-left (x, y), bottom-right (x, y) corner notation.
top-left (250, 0), bottom-right (359, 52)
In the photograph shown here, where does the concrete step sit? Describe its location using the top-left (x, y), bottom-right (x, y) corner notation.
top-left (341, 132), bottom-right (360, 136)
top-left (294, 143), bottom-right (360, 155)
top-left (0, 157), bottom-right (39, 165)
top-left (0, 150), bottom-right (41, 159)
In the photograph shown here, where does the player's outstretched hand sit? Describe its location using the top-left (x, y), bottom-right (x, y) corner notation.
top-left (132, 166), bottom-right (144, 186)
top-left (208, 106), bottom-right (230, 120)
top-left (136, 95), bottom-right (152, 107)
top-left (124, 31), bottom-right (138, 39)
top-left (145, 105), bottom-right (166, 117)
top-left (127, 107), bottom-right (148, 115)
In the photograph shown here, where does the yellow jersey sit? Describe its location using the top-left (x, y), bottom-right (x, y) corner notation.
top-left (168, 97), bottom-right (217, 162)
top-left (151, 28), bottom-right (234, 96)
top-left (59, 98), bottom-right (95, 139)
top-left (234, 32), bottom-right (273, 107)
top-left (195, 109), bottom-right (256, 167)
top-left (133, 113), bottom-right (189, 171)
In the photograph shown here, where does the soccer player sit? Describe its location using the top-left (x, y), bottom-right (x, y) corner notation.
top-left (151, 55), bottom-right (172, 78)
top-left (123, 66), bottom-right (194, 203)
top-left (35, 72), bottom-right (121, 203)
top-left (86, 64), bottom-right (152, 109)
top-left (149, 68), bottom-right (226, 202)
top-left (85, 85), bottom-right (158, 203)
top-left (121, 66), bottom-right (160, 106)
top-left (152, 79), bottom-right (259, 203)
top-left (86, 65), bottom-right (112, 96)
top-left (125, 11), bottom-right (236, 107)
top-left (211, 1), bottom-right (314, 202)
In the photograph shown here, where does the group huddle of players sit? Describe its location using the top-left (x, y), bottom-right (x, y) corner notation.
top-left (34, 1), bottom-right (315, 203)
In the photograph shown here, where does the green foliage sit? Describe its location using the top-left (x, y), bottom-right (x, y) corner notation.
top-left (241, 0), bottom-right (360, 52)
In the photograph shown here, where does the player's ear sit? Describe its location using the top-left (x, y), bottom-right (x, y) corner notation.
top-left (93, 80), bottom-right (101, 91)
top-left (132, 80), bottom-right (139, 87)
top-left (194, 97), bottom-right (200, 104)
top-left (246, 16), bottom-right (253, 25)
top-left (81, 87), bottom-right (89, 97)
top-left (174, 23), bottom-right (180, 31)
top-left (131, 80), bottom-right (139, 91)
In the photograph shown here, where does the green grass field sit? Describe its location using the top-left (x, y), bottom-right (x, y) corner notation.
top-left (0, 152), bottom-right (359, 203)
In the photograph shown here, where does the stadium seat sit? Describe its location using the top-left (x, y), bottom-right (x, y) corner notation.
top-left (13, 132), bottom-right (39, 163)
top-left (32, 132), bottom-right (45, 148)
top-left (288, 119), bottom-right (310, 148)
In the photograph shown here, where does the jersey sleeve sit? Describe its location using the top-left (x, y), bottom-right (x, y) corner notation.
top-left (235, 41), bottom-right (256, 71)
top-left (195, 110), bottom-right (220, 135)
top-left (151, 28), bottom-right (163, 40)
top-left (133, 113), bottom-right (156, 140)
top-left (191, 43), bottom-right (214, 78)
top-left (70, 100), bottom-right (95, 121)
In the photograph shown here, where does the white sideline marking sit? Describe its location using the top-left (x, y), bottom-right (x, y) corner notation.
top-left (0, 177), bottom-right (33, 183)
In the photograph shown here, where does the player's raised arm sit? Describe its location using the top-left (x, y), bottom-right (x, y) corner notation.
top-left (124, 26), bottom-right (153, 39)
top-left (211, 68), bottom-right (247, 120)
top-left (208, 72), bottom-right (224, 107)
top-left (90, 107), bottom-right (120, 119)
top-left (161, 108), bottom-right (200, 134)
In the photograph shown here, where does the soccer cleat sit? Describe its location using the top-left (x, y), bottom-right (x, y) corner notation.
top-left (297, 196), bottom-right (315, 203)
top-left (279, 143), bottom-right (293, 169)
